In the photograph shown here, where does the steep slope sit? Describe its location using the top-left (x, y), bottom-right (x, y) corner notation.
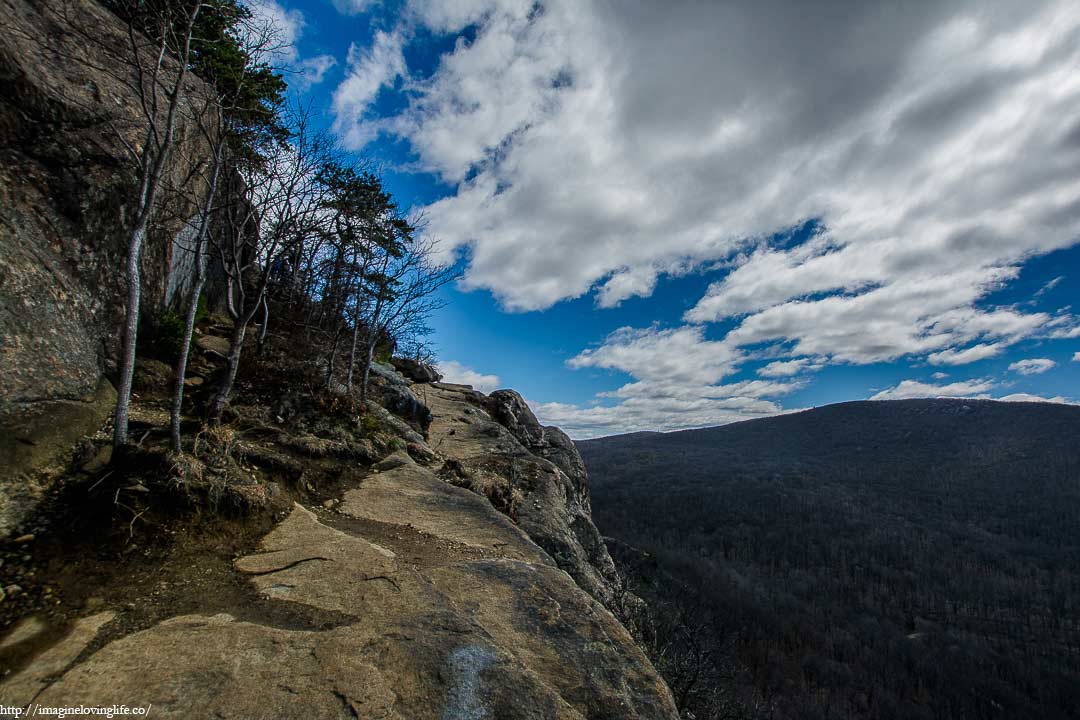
top-left (423, 384), bottom-right (626, 610)
top-left (0, 371), bottom-right (678, 719)
top-left (0, 0), bottom-right (220, 533)
top-left (580, 399), bottom-right (1080, 720)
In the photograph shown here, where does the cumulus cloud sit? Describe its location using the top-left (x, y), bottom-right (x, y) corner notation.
top-left (331, 0), bottom-right (379, 15)
top-left (1073, 351), bottom-right (1080, 362)
top-left (330, 0), bottom-right (1080, 435)
top-left (870, 379), bottom-right (1076, 405)
top-left (997, 393), bottom-right (1073, 404)
top-left (870, 379), bottom-right (997, 401)
top-left (437, 360), bottom-right (501, 393)
top-left (332, 32), bottom-right (407, 148)
top-left (335, 0), bottom-right (1080, 322)
top-left (292, 54), bottom-right (338, 91)
top-left (928, 343), bottom-right (1004, 366)
top-left (758, 358), bottom-right (822, 378)
top-left (568, 325), bottom-right (741, 387)
top-left (1008, 358), bottom-right (1057, 375)
top-left (532, 399), bottom-right (787, 440)
top-left (246, 0), bottom-right (305, 64)
top-left (525, 325), bottom-right (801, 437)
top-left (538, 384), bottom-right (1074, 437)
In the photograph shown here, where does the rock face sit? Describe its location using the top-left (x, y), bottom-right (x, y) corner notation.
top-left (0, 380), bottom-right (117, 536)
top-left (423, 384), bottom-right (627, 613)
top-left (0, 0), bottom-right (220, 531)
top-left (369, 362), bottom-right (434, 431)
top-left (2, 451), bottom-right (678, 719)
top-left (392, 357), bottom-right (443, 384)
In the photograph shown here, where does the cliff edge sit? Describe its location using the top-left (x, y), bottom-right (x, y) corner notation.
top-left (0, 368), bottom-right (678, 719)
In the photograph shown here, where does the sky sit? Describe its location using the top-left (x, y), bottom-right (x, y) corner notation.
top-left (254, 0), bottom-right (1080, 438)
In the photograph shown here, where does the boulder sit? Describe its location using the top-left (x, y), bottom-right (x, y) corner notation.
top-left (132, 358), bottom-right (175, 393)
top-left (424, 384), bottom-right (627, 613)
top-left (0, 379), bottom-right (116, 535)
top-left (391, 357), bottom-right (443, 383)
top-left (363, 402), bottom-right (426, 446)
top-left (369, 364), bottom-right (433, 431)
top-left (378, 384), bottom-right (432, 431)
top-left (195, 334), bottom-right (232, 359)
top-left (485, 390), bottom-right (545, 447)
top-left (485, 390), bottom-right (589, 497)
top-left (369, 361), bottom-right (410, 386)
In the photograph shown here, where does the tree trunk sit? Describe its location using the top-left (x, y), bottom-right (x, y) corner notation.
top-left (359, 336), bottom-right (376, 407)
top-left (210, 320), bottom-right (247, 421)
top-left (170, 267), bottom-right (205, 452)
top-left (170, 146), bottom-right (222, 452)
top-left (113, 218), bottom-right (148, 447)
top-left (256, 295), bottom-right (269, 355)
top-left (225, 275), bottom-right (240, 320)
top-left (345, 248), bottom-right (372, 394)
top-left (345, 311), bottom-right (362, 393)
top-left (358, 274), bottom-right (388, 407)
top-left (111, 3), bottom-right (200, 448)
top-left (325, 328), bottom-right (341, 389)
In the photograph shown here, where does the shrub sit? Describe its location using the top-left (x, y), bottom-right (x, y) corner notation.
top-left (359, 413), bottom-right (382, 437)
top-left (146, 311), bottom-right (186, 361)
top-left (143, 295), bottom-right (208, 362)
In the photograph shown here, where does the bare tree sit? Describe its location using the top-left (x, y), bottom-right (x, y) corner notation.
top-left (101, 1), bottom-right (204, 448)
top-left (168, 111), bottom-right (223, 452)
top-left (355, 231), bottom-right (459, 404)
top-left (208, 107), bottom-right (331, 420)
top-left (167, 8), bottom-right (288, 451)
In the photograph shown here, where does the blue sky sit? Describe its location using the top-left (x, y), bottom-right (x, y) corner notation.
top-left (258, 0), bottom-right (1080, 437)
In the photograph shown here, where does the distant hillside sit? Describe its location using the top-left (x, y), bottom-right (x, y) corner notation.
top-left (580, 399), bottom-right (1080, 720)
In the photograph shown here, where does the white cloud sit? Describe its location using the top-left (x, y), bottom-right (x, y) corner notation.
top-left (329, 0), bottom-right (1080, 435)
top-left (870, 378), bottom-right (997, 401)
top-left (334, 0), bottom-right (1080, 324)
top-left (528, 325), bottom-right (802, 437)
top-left (932, 371), bottom-right (950, 379)
top-left (246, 1), bottom-right (339, 93)
top-left (1034, 275), bottom-right (1065, 299)
top-left (1073, 351), bottom-right (1080, 362)
top-left (998, 392), bottom-right (1073, 403)
top-left (870, 381), bottom-right (1073, 404)
top-left (331, 0), bottom-right (379, 15)
top-left (532, 399), bottom-right (788, 440)
top-left (246, 0), bottom-right (305, 64)
top-left (568, 325), bottom-right (741, 387)
top-left (758, 358), bottom-right (822, 378)
top-left (332, 32), bottom-right (407, 148)
top-left (927, 342), bottom-right (1004, 366)
top-left (437, 360), bottom-right (501, 393)
top-left (292, 54), bottom-right (338, 91)
top-left (1008, 357), bottom-right (1056, 375)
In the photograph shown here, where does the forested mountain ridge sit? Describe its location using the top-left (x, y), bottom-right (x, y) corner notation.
top-left (581, 399), bottom-right (1080, 720)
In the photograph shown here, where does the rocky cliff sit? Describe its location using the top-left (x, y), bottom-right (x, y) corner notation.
top-left (424, 384), bottom-right (629, 612)
top-left (0, 0), bottom-right (219, 533)
top-left (0, 365), bottom-right (678, 718)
